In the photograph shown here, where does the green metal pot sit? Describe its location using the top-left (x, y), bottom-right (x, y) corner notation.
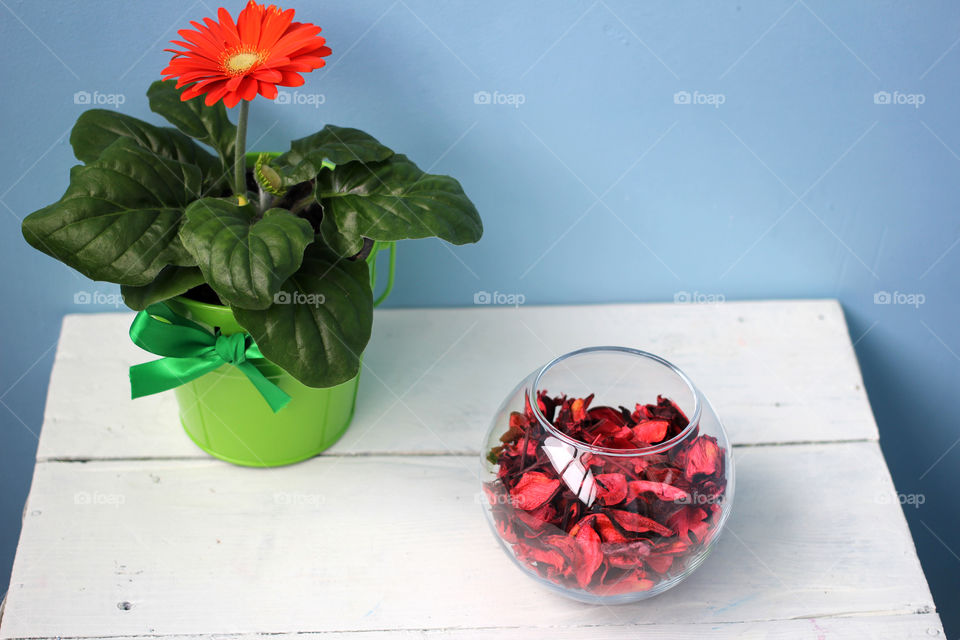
top-left (165, 241), bottom-right (395, 467)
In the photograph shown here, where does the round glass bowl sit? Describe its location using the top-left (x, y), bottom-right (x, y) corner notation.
top-left (480, 347), bottom-right (734, 603)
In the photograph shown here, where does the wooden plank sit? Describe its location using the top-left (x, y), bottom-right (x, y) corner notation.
top-left (0, 614), bottom-right (944, 640)
top-left (1, 442), bottom-right (936, 639)
top-left (36, 300), bottom-right (877, 461)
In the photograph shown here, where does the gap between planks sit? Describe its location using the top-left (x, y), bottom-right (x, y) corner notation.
top-left (34, 438), bottom-right (878, 464)
top-left (0, 610), bottom-right (943, 640)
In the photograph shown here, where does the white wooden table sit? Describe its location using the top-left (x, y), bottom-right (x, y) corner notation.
top-left (0, 301), bottom-right (944, 639)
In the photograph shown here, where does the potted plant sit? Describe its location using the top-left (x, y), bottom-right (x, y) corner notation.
top-left (21, 1), bottom-right (483, 466)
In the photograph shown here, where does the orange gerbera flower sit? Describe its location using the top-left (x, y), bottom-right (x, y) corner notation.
top-left (162, 1), bottom-right (331, 108)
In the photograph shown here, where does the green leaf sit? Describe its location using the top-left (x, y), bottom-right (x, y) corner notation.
top-left (147, 80), bottom-right (236, 177)
top-left (320, 209), bottom-right (364, 255)
top-left (233, 246), bottom-right (373, 387)
top-left (272, 125), bottom-right (394, 186)
top-left (69, 109), bottom-right (224, 190)
top-left (315, 154), bottom-right (483, 255)
top-left (179, 199), bottom-right (314, 310)
top-left (22, 138), bottom-right (202, 286)
top-left (120, 266), bottom-right (205, 310)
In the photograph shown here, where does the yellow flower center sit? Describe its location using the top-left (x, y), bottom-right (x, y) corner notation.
top-left (222, 49), bottom-right (263, 76)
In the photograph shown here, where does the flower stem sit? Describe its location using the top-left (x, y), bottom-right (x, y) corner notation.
top-left (234, 100), bottom-right (250, 203)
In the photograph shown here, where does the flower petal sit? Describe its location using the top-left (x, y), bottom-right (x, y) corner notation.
top-left (257, 81), bottom-right (278, 100)
top-left (574, 524), bottom-right (602, 588)
top-left (509, 472), bottom-right (560, 511)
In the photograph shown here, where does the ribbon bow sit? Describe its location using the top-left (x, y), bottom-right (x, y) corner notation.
top-left (129, 303), bottom-right (291, 413)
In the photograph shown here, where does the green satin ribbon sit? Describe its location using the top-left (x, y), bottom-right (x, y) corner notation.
top-left (129, 303), bottom-right (291, 413)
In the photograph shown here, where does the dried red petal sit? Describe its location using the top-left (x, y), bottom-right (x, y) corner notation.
top-left (631, 456), bottom-right (653, 475)
top-left (632, 419), bottom-right (670, 444)
top-left (595, 420), bottom-right (630, 436)
top-left (699, 504), bottom-right (724, 544)
top-left (570, 513), bottom-right (628, 544)
top-left (574, 524), bottom-right (603, 588)
top-left (607, 436), bottom-right (639, 450)
top-left (651, 395), bottom-right (689, 424)
top-left (588, 406), bottom-right (627, 427)
top-left (544, 534), bottom-right (579, 563)
top-left (643, 464), bottom-right (681, 485)
top-left (667, 506), bottom-right (709, 542)
top-left (655, 538), bottom-right (692, 554)
top-left (510, 472), bottom-right (560, 510)
top-left (645, 553), bottom-right (674, 573)
top-left (507, 437), bottom-right (538, 459)
top-left (601, 539), bottom-right (652, 568)
top-left (595, 569), bottom-right (655, 594)
top-left (571, 394), bottom-right (594, 422)
top-left (514, 501), bottom-right (557, 533)
top-left (679, 435), bottom-right (721, 481)
top-left (511, 411), bottom-right (528, 427)
top-left (595, 473), bottom-right (628, 505)
top-left (495, 518), bottom-right (517, 543)
top-left (608, 510), bottom-right (673, 537)
top-left (627, 480), bottom-right (690, 503)
top-left (499, 425), bottom-right (522, 443)
top-left (631, 403), bottom-right (654, 422)
top-left (515, 541), bottom-right (567, 572)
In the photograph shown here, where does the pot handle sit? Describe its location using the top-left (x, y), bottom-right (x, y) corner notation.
top-left (373, 242), bottom-right (396, 308)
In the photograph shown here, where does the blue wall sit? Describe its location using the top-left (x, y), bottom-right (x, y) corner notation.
top-left (2, 0), bottom-right (958, 632)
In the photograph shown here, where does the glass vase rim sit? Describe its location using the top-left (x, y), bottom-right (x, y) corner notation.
top-left (527, 346), bottom-right (703, 457)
